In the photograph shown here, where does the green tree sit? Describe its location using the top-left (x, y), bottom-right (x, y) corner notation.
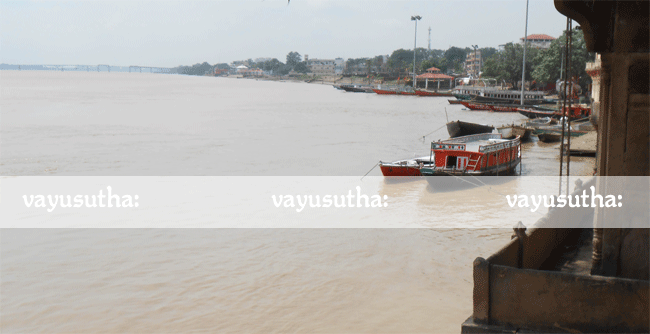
top-left (443, 47), bottom-right (467, 73)
top-left (480, 47), bottom-right (498, 61)
top-left (261, 58), bottom-right (284, 74)
top-left (176, 62), bottom-right (214, 76)
top-left (294, 61), bottom-right (309, 74)
top-left (388, 48), bottom-right (430, 74)
top-left (481, 43), bottom-right (540, 87)
top-left (286, 52), bottom-right (302, 68)
top-left (532, 28), bottom-right (594, 90)
top-left (373, 55), bottom-right (384, 72)
top-left (388, 49), bottom-right (414, 73)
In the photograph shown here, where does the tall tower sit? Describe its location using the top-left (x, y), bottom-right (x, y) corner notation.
top-left (428, 27), bottom-right (432, 51)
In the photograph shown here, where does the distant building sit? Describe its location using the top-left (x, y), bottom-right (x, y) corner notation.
top-left (334, 58), bottom-right (345, 74)
top-left (306, 58), bottom-right (336, 76)
top-left (465, 50), bottom-right (481, 78)
top-left (520, 34), bottom-right (556, 49)
top-left (416, 67), bottom-right (455, 89)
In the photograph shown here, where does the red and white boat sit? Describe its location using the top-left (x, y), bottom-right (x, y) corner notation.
top-left (420, 133), bottom-right (521, 177)
top-left (379, 156), bottom-right (435, 177)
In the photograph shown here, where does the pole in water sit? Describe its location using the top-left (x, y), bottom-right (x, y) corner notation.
top-left (444, 107), bottom-right (449, 123)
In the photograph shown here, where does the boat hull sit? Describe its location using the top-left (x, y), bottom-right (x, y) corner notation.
top-left (448, 99), bottom-right (464, 105)
top-left (518, 106), bottom-right (591, 120)
top-left (460, 101), bottom-right (520, 112)
top-left (341, 85), bottom-right (373, 93)
top-left (421, 158), bottom-right (520, 190)
top-left (538, 133), bottom-right (562, 143)
top-left (372, 88), bottom-right (417, 95)
top-left (447, 121), bottom-right (494, 138)
top-left (415, 90), bottom-right (453, 97)
top-left (497, 126), bottom-right (532, 140)
top-left (379, 164), bottom-right (422, 177)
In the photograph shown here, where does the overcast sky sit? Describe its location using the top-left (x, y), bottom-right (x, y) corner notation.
top-left (1, 0), bottom-right (570, 67)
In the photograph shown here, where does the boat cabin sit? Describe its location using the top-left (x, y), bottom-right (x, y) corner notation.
top-left (426, 133), bottom-right (521, 175)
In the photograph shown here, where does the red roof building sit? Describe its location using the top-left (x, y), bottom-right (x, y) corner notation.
top-left (520, 34), bottom-right (556, 49)
top-left (416, 67), bottom-right (454, 89)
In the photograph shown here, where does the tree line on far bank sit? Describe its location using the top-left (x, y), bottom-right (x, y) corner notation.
top-left (176, 28), bottom-right (593, 90)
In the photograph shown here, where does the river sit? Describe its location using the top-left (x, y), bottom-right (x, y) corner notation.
top-left (1, 71), bottom-right (595, 333)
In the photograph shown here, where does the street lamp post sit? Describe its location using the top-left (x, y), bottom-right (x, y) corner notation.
top-left (411, 15), bottom-right (421, 89)
top-left (520, 0), bottom-right (530, 105)
top-left (471, 45), bottom-right (479, 78)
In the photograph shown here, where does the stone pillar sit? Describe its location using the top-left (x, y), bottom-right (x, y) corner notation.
top-left (593, 52), bottom-right (649, 278)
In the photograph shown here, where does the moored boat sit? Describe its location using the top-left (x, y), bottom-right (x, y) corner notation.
top-left (452, 93), bottom-right (472, 101)
top-left (518, 105), bottom-right (591, 120)
top-left (535, 127), bottom-right (588, 141)
top-left (524, 117), bottom-right (555, 128)
top-left (415, 89), bottom-right (454, 97)
top-left (379, 156), bottom-right (435, 177)
top-left (497, 125), bottom-right (532, 140)
top-left (420, 133), bottom-right (521, 180)
top-left (537, 132), bottom-right (563, 143)
top-left (372, 88), bottom-right (417, 95)
top-left (459, 101), bottom-right (520, 112)
top-left (448, 99), bottom-right (464, 105)
top-left (447, 120), bottom-right (494, 138)
top-left (469, 92), bottom-right (545, 105)
top-left (453, 84), bottom-right (547, 105)
top-left (340, 84), bottom-right (374, 93)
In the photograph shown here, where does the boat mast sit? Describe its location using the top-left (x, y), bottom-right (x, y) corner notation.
top-left (520, 0), bottom-right (529, 105)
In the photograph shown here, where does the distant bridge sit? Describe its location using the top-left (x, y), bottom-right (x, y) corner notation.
top-left (129, 66), bottom-right (171, 74)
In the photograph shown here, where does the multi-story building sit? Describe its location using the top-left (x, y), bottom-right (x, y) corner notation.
top-left (465, 50), bottom-right (481, 78)
top-left (306, 57), bottom-right (336, 75)
top-left (519, 34), bottom-right (556, 49)
top-left (334, 58), bottom-right (345, 74)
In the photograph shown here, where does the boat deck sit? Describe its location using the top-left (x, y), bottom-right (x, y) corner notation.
top-left (439, 136), bottom-right (511, 152)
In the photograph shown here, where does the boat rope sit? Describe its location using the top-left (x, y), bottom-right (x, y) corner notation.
top-left (360, 162), bottom-right (379, 180)
top-left (420, 123), bottom-right (448, 141)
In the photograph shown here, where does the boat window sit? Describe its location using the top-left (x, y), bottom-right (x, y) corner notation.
top-left (446, 156), bottom-right (457, 168)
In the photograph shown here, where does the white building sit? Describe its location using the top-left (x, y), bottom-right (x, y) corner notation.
top-left (519, 34), bottom-right (556, 49)
top-left (306, 58), bottom-right (336, 75)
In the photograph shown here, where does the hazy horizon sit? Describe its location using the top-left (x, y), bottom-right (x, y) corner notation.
top-left (2, 0), bottom-right (569, 67)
